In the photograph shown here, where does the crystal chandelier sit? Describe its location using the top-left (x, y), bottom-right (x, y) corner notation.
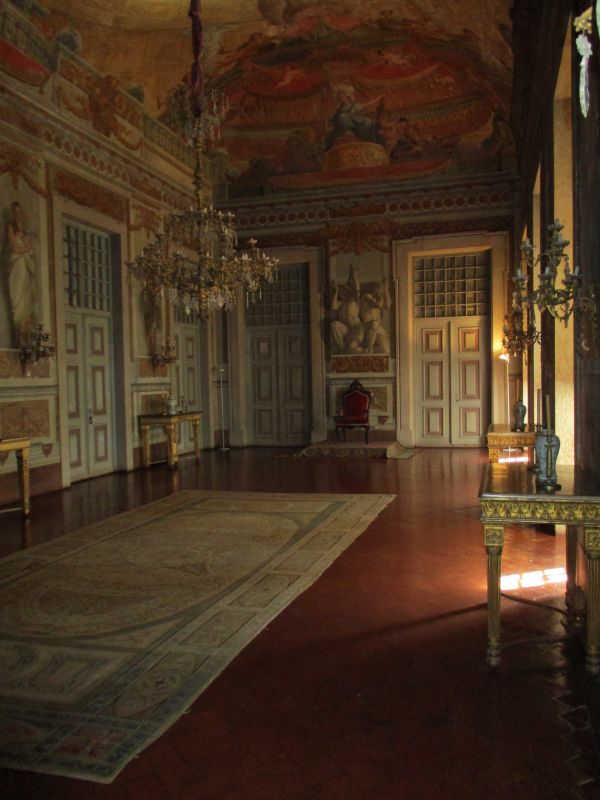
top-left (127, 0), bottom-right (277, 316)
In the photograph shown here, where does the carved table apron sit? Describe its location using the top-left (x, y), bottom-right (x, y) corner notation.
top-left (0, 437), bottom-right (31, 516)
top-left (138, 413), bottom-right (201, 469)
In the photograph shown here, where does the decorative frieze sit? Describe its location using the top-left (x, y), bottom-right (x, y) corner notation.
top-left (0, 397), bottom-right (51, 439)
top-left (331, 355), bottom-right (389, 374)
top-left (233, 176), bottom-right (516, 234)
top-left (0, 145), bottom-right (49, 197)
top-left (51, 168), bottom-right (127, 223)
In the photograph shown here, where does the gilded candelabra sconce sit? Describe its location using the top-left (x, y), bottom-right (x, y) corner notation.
top-left (502, 305), bottom-right (540, 357)
top-left (509, 220), bottom-right (597, 355)
top-left (151, 337), bottom-right (178, 369)
top-left (19, 324), bottom-right (55, 375)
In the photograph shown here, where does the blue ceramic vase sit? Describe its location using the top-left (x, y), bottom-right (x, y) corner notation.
top-left (512, 400), bottom-right (526, 432)
top-left (535, 430), bottom-right (560, 488)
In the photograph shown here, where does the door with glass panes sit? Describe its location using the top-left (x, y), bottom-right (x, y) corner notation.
top-left (246, 264), bottom-right (311, 446)
top-left (413, 250), bottom-right (489, 447)
top-left (63, 222), bottom-right (116, 480)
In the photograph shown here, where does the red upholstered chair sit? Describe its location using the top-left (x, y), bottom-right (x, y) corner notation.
top-left (334, 380), bottom-right (371, 443)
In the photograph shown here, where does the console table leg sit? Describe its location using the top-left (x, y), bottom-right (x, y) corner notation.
top-left (566, 525), bottom-right (585, 627)
top-left (485, 524), bottom-right (505, 666)
top-left (141, 426), bottom-right (151, 468)
top-left (584, 527), bottom-right (600, 675)
top-left (192, 420), bottom-right (200, 463)
top-left (165, 422), bottom-right (178, 469)
top-left (16, 446), bottom-right (30, 517)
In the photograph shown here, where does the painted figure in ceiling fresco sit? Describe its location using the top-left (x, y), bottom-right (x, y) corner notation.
top-left (4, 201), bottom-right (38, 348)
top-left (326, 84), bottom-right (386, 150)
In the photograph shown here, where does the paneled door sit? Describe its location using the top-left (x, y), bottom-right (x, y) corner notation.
top-left (65, 313), bottom-right (115, 480)
top-left (249, 328), bottom-right (310, 446)
top-left (63, 222), bottom-right (115, 481)
top-left (173, 310), bottom-right (202, 453)
top-left (415, 318), bottom-right (488, 447)
top-left (246, 263), bottom-right (311, 446)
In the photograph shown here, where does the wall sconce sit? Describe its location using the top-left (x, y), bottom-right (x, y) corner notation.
top-left (151, 337), bottom-right (178, 369)
top-left (19, 324), bottom-right (55, 375)
top-left (510, 220), bottom-right (596, 352)
top-left (502, 305), bottom-right (540, 357)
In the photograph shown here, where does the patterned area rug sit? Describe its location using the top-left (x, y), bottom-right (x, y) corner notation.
top-left (298, 441), bottom-right (418, 459)
top-left (0, 490), bottom-right (393, 783)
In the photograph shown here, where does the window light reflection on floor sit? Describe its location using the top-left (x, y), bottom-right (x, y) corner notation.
top-left (498, 454), bottom-right (529, 464)
top-left (501, 567), bottom-right (567, 591)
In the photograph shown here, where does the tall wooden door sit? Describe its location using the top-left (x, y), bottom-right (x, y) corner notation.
top-left (246, 263), bottom-right (311, 446)
top-left (63, 221), bottom-right (116, 480)
top-left (65, 313), bottom-right (115, 480)
top-left (415, 318), bottom-right (488, 447)
top-left (249, 328), bottom-right (310, 445)
top-left (413, 249), bottom-right (490, 447)
top-left (173, 309), bottom-right (202, 453)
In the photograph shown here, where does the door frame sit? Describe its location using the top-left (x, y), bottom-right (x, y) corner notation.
top-left (53, 197), bottom-right (132, 488)
top-left (394, 232), bottom-right (509, 448)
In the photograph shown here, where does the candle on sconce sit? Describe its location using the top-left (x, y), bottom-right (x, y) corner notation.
top-left (545, 393), bottom-right (551, 432)
top-left (516, 378), bottom-right (521, 402)
top-left (537, 389), bottom-right (542, 427)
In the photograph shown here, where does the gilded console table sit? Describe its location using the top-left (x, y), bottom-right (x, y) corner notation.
top-left (479, 462), bottom-right (600, 674)
top-left (0, 437), bottom-right (31, 516)
top-left (486, 423), bottom-right (536, 463)
top-left (139, 412), bottom-right (201, 469)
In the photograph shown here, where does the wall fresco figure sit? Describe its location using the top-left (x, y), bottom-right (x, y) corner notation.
top-left (360, 279), bottom-right (391, 354)
top-left (330, 266), bottom-right (364, 354)
top-left (5, 201), bottom-right (38, 348)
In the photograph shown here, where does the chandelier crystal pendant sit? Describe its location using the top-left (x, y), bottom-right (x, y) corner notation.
top-left (127, 0), bottom-right (277, 317)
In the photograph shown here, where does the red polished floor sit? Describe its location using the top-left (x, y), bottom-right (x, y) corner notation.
top-left (1, 447), bottom-right (599, 799)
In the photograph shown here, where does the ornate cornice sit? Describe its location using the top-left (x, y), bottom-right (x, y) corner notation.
top-left (0, 85), bottom-right (193, 213)
top-left (51, 167), bottom-right (127, 223)
top-left (231, 175), bottom-right (516, 236)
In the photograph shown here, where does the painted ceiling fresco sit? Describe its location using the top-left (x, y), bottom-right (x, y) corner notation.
top-left (31, 0), bottom-right (514, 195)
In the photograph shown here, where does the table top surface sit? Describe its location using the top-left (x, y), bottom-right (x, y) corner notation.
top-left (487, 423), bottom-right (536, 436)
top-left (139, 411), bottom-right (202, 422)
top-left (0, 437), bottom-right (31, 449)
top-left (479, 462), bottom-right (600, 501)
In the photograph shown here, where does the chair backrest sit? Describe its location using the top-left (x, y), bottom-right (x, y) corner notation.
top-left (341, 380), bottom-right (371, 423)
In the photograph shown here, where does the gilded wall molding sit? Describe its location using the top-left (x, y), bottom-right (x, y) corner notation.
top-left (0, 145), bottom-right (49, 198)
top-left (129, 205), bottom-right (163, 236)
top-left (0, 398), bottom-right (51, 440)
top-left (51, 168), bottom-right (127, 223)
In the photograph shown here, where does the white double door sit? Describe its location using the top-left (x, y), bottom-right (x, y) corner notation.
top-left (172, 321), bottom-right (202, 453)
top-left (65, 310), bottom-right (115, 480)
top-left (415, 317), bottom-right (488, 447)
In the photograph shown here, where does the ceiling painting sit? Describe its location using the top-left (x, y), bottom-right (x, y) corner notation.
top-left (27, 0), bottom-right (514, 195)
